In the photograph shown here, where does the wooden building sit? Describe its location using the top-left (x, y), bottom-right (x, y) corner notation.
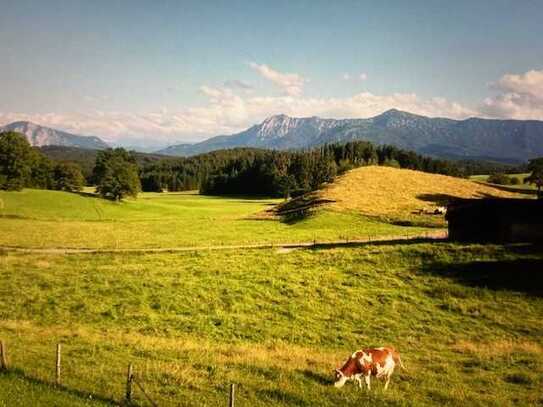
top-left (446, 198), bottom-right (543, 243)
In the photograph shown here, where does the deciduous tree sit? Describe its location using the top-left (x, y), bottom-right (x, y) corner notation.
top-left (0, 132), bottom-right (34, 190)
top-left (93, 148), bottom-right (141, 200)
top-left (53, 162), bottom-right (85, 192)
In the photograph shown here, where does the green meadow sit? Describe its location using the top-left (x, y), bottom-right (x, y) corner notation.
top-left (469, 173), bottom-right (537, 193)
top-left (469, 173), bottom-right (532, 185)
top-left (0, 189), bottom-right (542, 406)
top-left (0, 189), bottom-right (428, 249)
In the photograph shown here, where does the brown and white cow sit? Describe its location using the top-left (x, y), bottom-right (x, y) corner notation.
top-left (334, 347), bottom-right (405, 390)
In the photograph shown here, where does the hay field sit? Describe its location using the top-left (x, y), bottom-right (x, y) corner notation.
top-left (322, 166), bottom-right (526, 226)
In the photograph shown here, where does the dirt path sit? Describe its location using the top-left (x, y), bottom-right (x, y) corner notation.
top-left (0, 230), bottom-right (448, 254)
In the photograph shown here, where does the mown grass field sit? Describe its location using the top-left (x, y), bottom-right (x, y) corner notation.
top-left (1, 243), bottom-right (542, 406)
top-left (322, 167), bottom-right (527, 227)
top-left (0, 188), bottom-right (428, 249)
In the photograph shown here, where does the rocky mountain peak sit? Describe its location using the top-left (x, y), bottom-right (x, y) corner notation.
top-left (1, 121), bottom-right (109, 149)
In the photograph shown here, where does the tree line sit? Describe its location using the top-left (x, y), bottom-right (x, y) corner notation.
top-left (2, 130), bottom-right (542, 200)
top-left (139, 141), bottom-right (543, 198)
top-left (0, 132), bottom-right (86, 192)
top-left (198, 142), bottom-right (472, 197)
top-left (0, 132), bottom-right (140, 200)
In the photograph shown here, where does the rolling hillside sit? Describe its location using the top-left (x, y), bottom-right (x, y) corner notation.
top-left (1, 180), bottom-right (541, 406)
top-left (158, 109), bottom-right (543, 162)
top-left (277, 166), bottom-right (527, 227)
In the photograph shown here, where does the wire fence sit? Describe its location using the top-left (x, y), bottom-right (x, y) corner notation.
top-left (0, 338), bottom-right (239, 406)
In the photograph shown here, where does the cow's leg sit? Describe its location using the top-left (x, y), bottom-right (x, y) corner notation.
top-left (364, 373), bottom-right (371, 391)
top-left (384, 375), bottom-right (391, 391)
top-left (356, 376), bottom-right (363, 389)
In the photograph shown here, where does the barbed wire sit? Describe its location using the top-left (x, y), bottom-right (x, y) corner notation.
top-left (0, 337), bottom-right (244, 406)
top-left (134, 376), bottom-right (159, 407)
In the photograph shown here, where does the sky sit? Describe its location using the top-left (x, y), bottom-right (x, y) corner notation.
top-left (1, 0), bottom-right (542, 147)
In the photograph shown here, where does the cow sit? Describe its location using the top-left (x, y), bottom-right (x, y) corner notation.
top-left (333, 347), bottom-right (405, 391)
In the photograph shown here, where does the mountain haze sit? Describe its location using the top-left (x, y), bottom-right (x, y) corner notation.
top-left (158, 110), bottom-right (543, 163)
top-left (1, 121), bottom-right (109, 150)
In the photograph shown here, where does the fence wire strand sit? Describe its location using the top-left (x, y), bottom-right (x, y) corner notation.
top-left (134, 376), bottom-right (159, 407)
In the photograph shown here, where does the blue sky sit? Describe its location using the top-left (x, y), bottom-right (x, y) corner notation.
top-left (1, 0), bottom-right (542, 145)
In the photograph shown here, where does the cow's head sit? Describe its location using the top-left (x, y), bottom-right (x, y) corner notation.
top-left (333, 369), bottom-right (348, 388)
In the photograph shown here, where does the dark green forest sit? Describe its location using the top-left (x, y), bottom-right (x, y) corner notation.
top-left (139, 141), bottom-right (524, 197)
top-left (1, 130), bottom-right (533, 199)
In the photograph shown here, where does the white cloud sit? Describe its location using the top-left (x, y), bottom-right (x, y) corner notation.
top-left (342, 72), bottom-right (367, 81)
top-left (199, 85), bottom-right (232, 100)
top-left (11, 66), bottom-right (543, 144)
top-left (249, 62), bottom-right (306, 96)
top-left (481, 69), bottom-right (543, 119)
top-left (1, 88), bottom-right (476, 143)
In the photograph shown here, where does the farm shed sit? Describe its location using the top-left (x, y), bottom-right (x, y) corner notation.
top-left (446, 198), bottom-right (543, 243)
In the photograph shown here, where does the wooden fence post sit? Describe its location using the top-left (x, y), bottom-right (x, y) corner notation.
top-left (55, 343), bottom-right (62, 385)
top-left (125, 363), bottom-right (134, 403)
top-left (0, 340), bottom-right (7, 370)
top-left (229, 383), bottom-right (236, 407)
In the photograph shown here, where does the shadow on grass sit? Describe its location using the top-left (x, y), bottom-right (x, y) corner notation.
top-left (75, 191), bottom-right (101, 199)
top-left (299, 369), bottom-right (332, 386)
top-left (0, 368), bottom-right (118, 406)
top-left (256, 388), bottom-right (310, 406)
top-left (473, 181), bottom-right (538, 196)
top-left (272, 193), bottom-right (335, 225)
top-left (421, 252), bottom-right (543, 297)
top-left (416, 193), bottom-right (460, 206)
top-left (309, 237), bottom-right (448, 251)
top-left (198, 193), bottom-right (280, 202)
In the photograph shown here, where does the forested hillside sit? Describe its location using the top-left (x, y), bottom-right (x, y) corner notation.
top-left (142, 141), bottom-right (470, 196)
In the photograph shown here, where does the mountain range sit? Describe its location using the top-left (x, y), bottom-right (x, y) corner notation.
top-left (2, 109), bottom-right (543, 162)
top-left (1, 121), bottom-right (109, 150)
top-left (158, 109), bottom-right (543, 163)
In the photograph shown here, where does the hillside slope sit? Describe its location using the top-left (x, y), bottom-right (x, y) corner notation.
top-left (278, 166), bottom-right (527, 226)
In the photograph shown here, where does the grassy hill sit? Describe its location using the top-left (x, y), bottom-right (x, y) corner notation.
top-left (278, 166), bottom-right (527, 227)
top-left (1, 243), bottom-right (541, 405)
top-left (1, 171), bottom-right (541, 406)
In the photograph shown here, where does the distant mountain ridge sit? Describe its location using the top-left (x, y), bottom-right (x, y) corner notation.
top-left (158, 109), bottom-right (543, 163)
top-left (1, 121), bottom-right (109, 150)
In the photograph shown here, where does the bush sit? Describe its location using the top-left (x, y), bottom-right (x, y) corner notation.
top-left (487, 173), bottom-right (510, 185)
